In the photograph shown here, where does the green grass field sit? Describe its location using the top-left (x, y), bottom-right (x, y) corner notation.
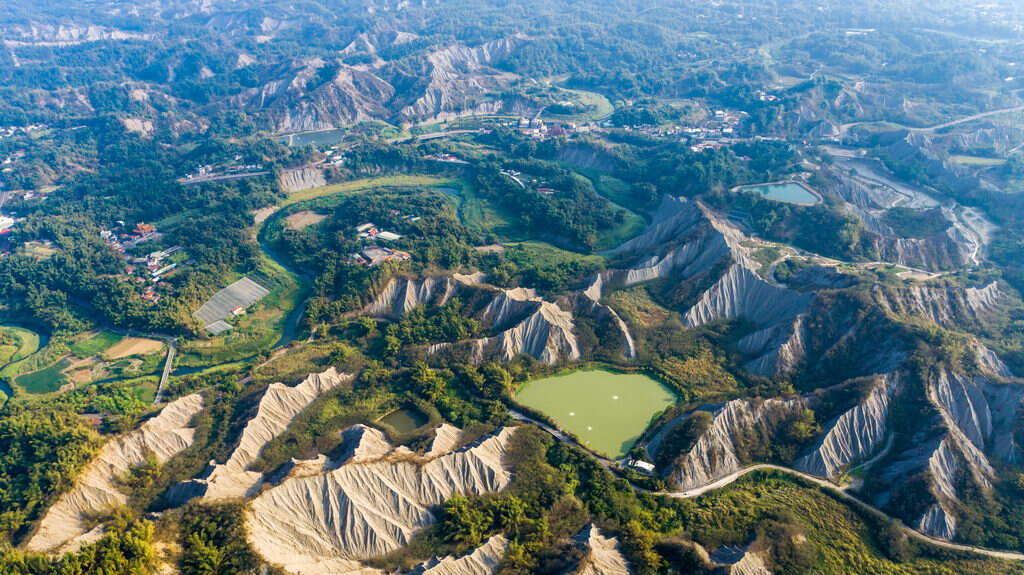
top-left (0, 326), bottom-right (41, 369)
top-left (282, 175), bottom-right (457, 207)
top-left (69, 331), bottom-right (123, 359)
top-left (455, 181), bottom-right (530, 241)
top-left (15, 358), bottom-right (71, 394)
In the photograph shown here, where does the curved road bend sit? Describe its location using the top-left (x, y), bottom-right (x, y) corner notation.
top-left (509, 410), bottom-right (1024, 562)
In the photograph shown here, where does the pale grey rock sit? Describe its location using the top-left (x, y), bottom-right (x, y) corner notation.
top-left (406, 535), bottom-right (509, 575)
top-left (366, 276), bottom-right (462, 318)
top-left (573, 525), bottom-right (631, 575)
top-left (200, 369), bottom-right (352, 500)
top-left (279, 166), bottom-right (327, 193)
top-left (796, 372), bottom-right (900, 479)
top-left (247, 427), bottom-right (517, 575)
top-left (871, 282), bottom-right (1004, 330)
top-left (668, 398), bottom-right (806, 491)
top-left (918, 503), bottom-right (957, 540)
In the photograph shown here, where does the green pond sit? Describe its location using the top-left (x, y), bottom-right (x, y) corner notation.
top-left (379, 407), bottom-right (429, 434)
top-left (515, 369), bottom-right (676, 458)
top-left (740, 182), bottom-right (820, 205)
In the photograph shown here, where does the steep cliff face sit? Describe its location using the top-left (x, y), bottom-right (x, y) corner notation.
top-left (868, 344), bottom-right (1020, 540)
top-left (667, 397), bottom-right (807, 491)
top-left (231, 59), bottom-right (395, 133)
top-left (27, 394), bottom-right (205, 553)
top-left (246, 426), bottom-right (516, 575)
top-left (796, 373), bottom-right (900, 478)
top-left (366, 275), bottom-right (582, 365)
top-left (871, 282), bottom-right (1004, 330)
top-left (398, 35), bottom-right (526, 123)
top-left (469, 287), bottom-right (581, 364)
top-left (594, 196), bottom-right (811, 377)
top-left (193, 369), bottom-right (352, 500)
top-left (279, 166), bottom-right (327, 193)
top-left (365, 275), bottom-right (466, 318)
top-left (572, 525), bottom-right (631, 575)
top-left (867, 233), bottom-right (972, 272)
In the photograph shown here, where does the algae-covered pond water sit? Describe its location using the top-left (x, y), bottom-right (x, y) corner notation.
top-left (739, 181), bottom-right (820, 205)
top-left (379, 407), bottom-right (429, 434)
top-left (515, 369), bottom-right (676, 458)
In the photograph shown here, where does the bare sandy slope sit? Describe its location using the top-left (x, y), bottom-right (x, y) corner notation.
top-left (26, 393), bottom-right (205, 553)
top-left (247, 426), bottom-right (517, 575)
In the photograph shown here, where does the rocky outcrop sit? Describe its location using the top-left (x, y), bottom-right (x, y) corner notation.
top-left (366, 276), bottom-right (464, 318)
top-left (573, 525), bottom-right (630, 575)
top-left (870, 344), bottom-right (1019, 540)
top-left (667, 398), bottom-right (807, 491)
top-left (27, 394), bottom-right (205, 553)
top-left (194, 369), bottom-right (352, 500)
top-left (593, 196), bottom-right (811, 376)
top-left (247, 426), bottom-right (517, 575)
top-left (868, 233), bottom-right (972, 272)
top-left (231, 59), bottom-right (394, 133)
top-left (871, 282), bottom-right (1004, 330)
top-left (684, 264), bottom-right (811, 329)
top-left (796, 373), bottom-right (900, 478)
top-left (279, 166), bottom-right (327, 193)
top-left (406, 535), bottom-right (509, 575)
top-left (399, 36), bottom-right (526, 122)
top-left (470, 288), bottom-right (580, 364)
top-left (369, 275), bottom-right (581, 365)
top-left (729, 551), bottom-right (772, 575)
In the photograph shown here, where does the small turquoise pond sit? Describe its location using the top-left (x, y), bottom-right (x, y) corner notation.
top-left (739, 182), bottom-right (820, 206)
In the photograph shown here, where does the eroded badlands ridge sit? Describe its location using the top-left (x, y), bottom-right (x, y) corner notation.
top-left (246, 426), bottom-right (517, 575)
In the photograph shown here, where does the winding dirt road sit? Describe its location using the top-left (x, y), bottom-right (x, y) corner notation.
top-left (509, 410), bottom-right (1024, 562)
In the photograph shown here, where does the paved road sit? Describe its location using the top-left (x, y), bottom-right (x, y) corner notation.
top-left (511, 409), bottom-right (1024, 562)
top-left (153, 338), bottom-right (176, 405)
top-left (178, 171), bottom-right (269, 186)
top-left (839, 105), bottom-right (1024, 138)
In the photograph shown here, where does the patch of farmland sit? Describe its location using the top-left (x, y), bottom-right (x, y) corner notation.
top-left (193, 277), bottom-right (270, 328)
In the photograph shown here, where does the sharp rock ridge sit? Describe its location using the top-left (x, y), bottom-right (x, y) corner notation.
top-left (246, 426), bottom-right (517, 575)
top-left (197, 368), bottom-right (353, 500)
top-left (572, 525), bottom-right (631, 575)
top-left (27, 394), bottom-right (205, 553)
top-left (796, 372), bottom-right (901, 479)
top-left (405, 535), bottom-right (509, 575)
top-left (667, 397), bottom-right (807, 491)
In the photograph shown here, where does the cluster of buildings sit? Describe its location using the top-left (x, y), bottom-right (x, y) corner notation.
top-left (516, 116), bottom-right (594, 140)
top-left (0, 214), bottom-right (16, 235)
top-left (101, 222), bottom-right (162, 253)
top-left (179, 155), bottom-right (266, 185)
top-left (683, 110), bottom-right (749, 152)
top-left (424, 152), bottom-right (469, 165)
top-left (100, 223), bottom-right (183, 303)
top-left (355, 222), bottom-right (403, 242)
top-left (350, 245), bottom-right (411, 266)
top-left (350, 221), bottom-right (411, 266)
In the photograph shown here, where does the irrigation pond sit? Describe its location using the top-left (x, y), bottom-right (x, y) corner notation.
top-left (515, 369), bottom-right (676, 458)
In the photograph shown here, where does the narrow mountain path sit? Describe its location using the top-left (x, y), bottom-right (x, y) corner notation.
top-left (509, 409), bottom-right (1024, 562)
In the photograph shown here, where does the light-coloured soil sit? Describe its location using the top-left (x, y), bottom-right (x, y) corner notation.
top-left (285, 210), bottom-right (328, 230)
top-left (104, 337), bottom-right (165, 359)
top-left (474, 244), bottom-right (506, 253)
